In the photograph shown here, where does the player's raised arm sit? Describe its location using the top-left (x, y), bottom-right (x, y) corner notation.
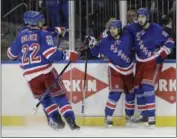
top-left (154, 28), bottom-right (175, 63)
top-left (7, 33), bottom-right (22, 60)
top-left (40, 31), bottom-right (78, 62)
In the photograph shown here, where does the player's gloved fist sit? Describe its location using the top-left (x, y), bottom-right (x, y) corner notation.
top-left (69, 51), bottom-right (79, 62)
top-left (155, 50), bottom-right (168, 64)
top-left (64, 50), bottom-right (79, 62)
top-left (85, 36), bottom-right (97, 49)
top-left (55, 27), bottom-right (67, 36)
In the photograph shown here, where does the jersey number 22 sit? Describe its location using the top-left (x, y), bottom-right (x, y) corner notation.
top-left (22, 43), bottom-right (41, 65)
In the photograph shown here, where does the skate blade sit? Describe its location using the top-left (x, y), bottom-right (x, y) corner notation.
top-left (144, 125), bottom-right (155, 129)
top-left (72, 127), bottom-right (80, 131)
top-left (126, 123), bottom-right (138, 128)
top-left (105, 124), bottom-right (113, 128)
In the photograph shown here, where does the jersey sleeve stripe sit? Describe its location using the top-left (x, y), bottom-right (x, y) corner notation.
top-left (43, 47), bottom-right (57, 59)
top-left (162, 46), bottom-right (171, 55)
top-left (7, 47), bottom-right (18, 59)
top-left (165, 38), bottom-right (175, 44)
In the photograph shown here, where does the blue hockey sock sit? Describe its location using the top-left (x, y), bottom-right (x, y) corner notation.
top-left (53, 95), bottom-right (75, 121)
top-left (135, 87), bottom-right (146, 116)
top-left (142, 84), bottom-right (156, 117)
top-left (40, 95), bottom-right (59, 123)
top-left (105, 92), bottom-right (121, 117)
top-left (125, 92), bottom-right (135, 117)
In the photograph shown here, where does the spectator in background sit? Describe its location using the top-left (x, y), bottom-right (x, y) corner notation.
top-left (40, 0), bottom-right (68, 28)
top-left (127, 9), bottom-right (137, 24)
top-left (79, 17), bottom-right (117, 60)
top-left (39, 0), bottom-right (69, 50)
top-left (160, 14), bottom-right (176, 59)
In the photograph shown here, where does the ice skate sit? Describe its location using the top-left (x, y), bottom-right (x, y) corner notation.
top-left (105, 116), bottom-right (113, 128)
top-left (65, 116), bottom-right (80, 131)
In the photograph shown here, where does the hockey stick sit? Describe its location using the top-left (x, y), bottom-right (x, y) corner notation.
top-left (77, 37), bottom-right (89, 115)
top-left (35, 60), bottom-right (72, 108)
top-left (81, 45), bottom-right (88, 117)
top-left (2, 3), bottom-right (28, 19)
top-left (33, 60), bottom-right (72, 114)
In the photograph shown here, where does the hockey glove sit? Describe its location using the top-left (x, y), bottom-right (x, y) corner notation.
top-left (64, 50), bottom-right (79, 62)
top-left (155, 50), bottom-right (168, 64)
top-left (55, 27), bottom-right (68, 37)
top-left (85, 36), bottom-right (97, 49)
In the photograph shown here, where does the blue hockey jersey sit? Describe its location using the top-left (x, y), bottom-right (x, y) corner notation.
top-left (90, 31), bottom-right (135, 75)
top-left (7, 27), bottom-right (64, 81)
top-left (125, 22), bottom-right (175, 62)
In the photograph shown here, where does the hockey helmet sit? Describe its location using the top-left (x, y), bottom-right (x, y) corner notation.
top-left (108, 19), bottom-right (122, 30)
top-left (137, 8), bottom-right (150, 21)
top-left (24, 11), bottom-right (45, 26)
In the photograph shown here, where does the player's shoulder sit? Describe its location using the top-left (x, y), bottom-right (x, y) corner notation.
top-left (151, 23), bottom-right (168, 37)
top-left (151, 23), bottom-right (163, 31)
top-left (39, 29), bottom-right (53, 40)
top-left (100, 35), bottom-right (110, 41)
top-left (39, 30), bottom-right (55, 45)
top-left (40, 29), bottom-right (51, 35)
top-left (98, 35), bottom-right (111, 46)
top-left (122, 30), bottom-right (132, 38)
top-left (124, 21), bottom-right (139, 31)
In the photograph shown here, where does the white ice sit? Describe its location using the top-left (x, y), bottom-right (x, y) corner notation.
top-left (2, 124), bottom-right (176, 137)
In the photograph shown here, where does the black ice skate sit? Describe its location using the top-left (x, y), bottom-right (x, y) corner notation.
top-left (134, 115), bottom-right (148, 123)
top-left (105, 116), bottom-right (113, 128)
top-left (65, 116), bottom-right (80, 131)
top-left (145, 117), bottom-right (156, 129)
top-left (48, 114), bottom-right (65, 130)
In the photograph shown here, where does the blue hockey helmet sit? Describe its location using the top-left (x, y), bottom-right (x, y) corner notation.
top-left (23, 11), bottom-right (29, 24)
top-left (137, 8), bottom-right (150, 21)
top-left (24, 11), bottom-right (45, 26)
top-left (108, 19), bottom-right (122, 30)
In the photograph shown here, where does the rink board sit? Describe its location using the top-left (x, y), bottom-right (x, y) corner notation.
top-left (2, 60), bottom-right (176, 126)
top-left (2, 116), bottom-right (176, 127)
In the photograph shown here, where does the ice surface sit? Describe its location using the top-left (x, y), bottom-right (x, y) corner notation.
top-left (2, 125), bottom-right (176, 137)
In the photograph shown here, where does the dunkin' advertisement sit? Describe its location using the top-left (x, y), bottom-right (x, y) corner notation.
top-left (61, 63), bottom-right (176, 105)
top-left (156, 66), bottom-right (176, 104)
top-left (1, 62), bottom-right (176, 116)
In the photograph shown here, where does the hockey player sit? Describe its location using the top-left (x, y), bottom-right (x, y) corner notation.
top-left (82, 20), bottom-right (136, 127)
top-left (17, 11), bottom-right (67, 130)
top-left (125, 8), bottom-right (175, 128)
top-left (7, 11), bottom-right (80, 130)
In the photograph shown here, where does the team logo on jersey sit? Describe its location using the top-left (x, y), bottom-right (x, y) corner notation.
top-left (115, 40), bottom-right (121, 45)
top-left (162, 31), bottom-right (168, 37)
top-left (62, 67), bottom-right (108, 104)
top-left (46, 35), bottom-right (54, 45)
top-left (155, 67), bottom-right (176, 104)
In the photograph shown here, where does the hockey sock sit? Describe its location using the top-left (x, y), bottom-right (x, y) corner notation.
top-left (125, 92), bottom-right (135, 117)
top-left (53, 95), bottom-right (75, 121)
top-left (142, 84), bottom-right (155, 117)
top-left (40, 95), bottom-right (59, 123)
top-left (105, 92), bottom-right (121, 117)
top-left (135, 87), bottom-right (147, 116)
